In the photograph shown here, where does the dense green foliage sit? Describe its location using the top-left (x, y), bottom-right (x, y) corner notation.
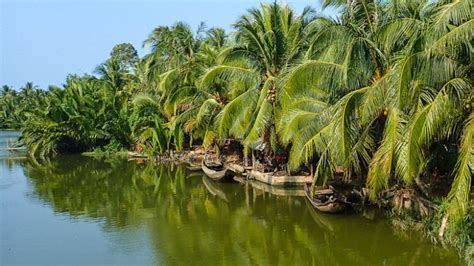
top-left (1, 0), bottom-right (472, 248)
top-left (0, 83), bottom-right (47, 129)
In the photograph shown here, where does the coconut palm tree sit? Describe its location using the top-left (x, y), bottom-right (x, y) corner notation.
top-left (280, 0), bottom-right (473, 228)
top-left (21, 44), bottom-right (140, 157)
top-left (21, 76), bottom-right (102, 157)
top-left (172, 27), bottom-right (230, 149)
top-left (129, 93), bottom-right (170, 155)
top-left (0, 83), bottom-right (47, 129)
top-left (141, 22), bottom-right (211, 150)
top-left (0, 85), bottom-right (20, 129)
top-left (200, 2), bottom-right (317, 161)
top-left (143, 22), bottom-right (203, 118)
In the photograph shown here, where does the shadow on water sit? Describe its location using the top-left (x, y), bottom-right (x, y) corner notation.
top-left (15, 153), bottom-right (461, 265)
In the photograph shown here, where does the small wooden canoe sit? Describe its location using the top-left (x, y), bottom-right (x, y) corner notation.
top-left (225, 163), bottom-right (246, 175)
top-left (186, 163), bottom-right (202, 171)
top-left (128, 151), bottom-right (148, 158)
top-left (304, 183), bottom-right (348, 213)
top-left (201, 161), bottom-right (233, 182)
top-left (248, 170), bottom-right (312, 186)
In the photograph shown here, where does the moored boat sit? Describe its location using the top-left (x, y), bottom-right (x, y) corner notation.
top-left (201, 161), bottom-right (233, 182)
top-left (127, 151), bottom-right (148, 158)
top-left (304, 183), bottom-right (349, 213)
top-left (247, 169), bottom-right (312, 186)
top-left (225, 163), bottom-right (247, 176)
top-left (186, 163), bottom-right (202, 171)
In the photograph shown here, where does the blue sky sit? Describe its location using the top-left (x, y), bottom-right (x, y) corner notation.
top-left (1, 0), bottom-right (336, 89)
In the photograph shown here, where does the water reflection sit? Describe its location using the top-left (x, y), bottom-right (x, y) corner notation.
top-left (19, 156), bottom-right (460, 265)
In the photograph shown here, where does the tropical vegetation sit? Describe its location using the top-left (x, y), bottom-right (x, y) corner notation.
top-left (1, 0), bottom-right (472, 259)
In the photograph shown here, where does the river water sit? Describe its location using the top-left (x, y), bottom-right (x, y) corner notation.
top-left (0, 131), bottom-right (461, 265)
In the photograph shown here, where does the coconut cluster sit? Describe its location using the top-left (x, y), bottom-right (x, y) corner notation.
top-left (267, 86), bottom-right (277, 102)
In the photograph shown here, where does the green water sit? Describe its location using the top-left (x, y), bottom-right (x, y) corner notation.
top-left (0, 131), bottom-right (461, 265)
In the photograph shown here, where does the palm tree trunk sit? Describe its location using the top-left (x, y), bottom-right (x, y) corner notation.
top-left (415, 177), bottom-right (430, 198)
top-left (251, 150), bottom-right (256, 169)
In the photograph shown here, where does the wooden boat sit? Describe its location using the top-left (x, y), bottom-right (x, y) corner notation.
top-left (201, 161), bottom-right (233, 181)
top-left (186, 163), bottom-right (202, 171)
top-left (247, 170), bottom-right (313, 186)
top-left (304, 183), bottom-right (349, 213)
top-left (225, 163), bottom-right (247, 176)
top-left (233, 176), bottom-right (305, 197)
top-left (4, 140), bottom-right (26, 152)
top-left (127, 151), bottom-right (148, 158)
top-left (5, 146), bottom-right (26, 152)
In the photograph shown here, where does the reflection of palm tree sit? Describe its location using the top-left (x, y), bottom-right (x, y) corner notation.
top-left (23, 156), bottom-right (459, 265)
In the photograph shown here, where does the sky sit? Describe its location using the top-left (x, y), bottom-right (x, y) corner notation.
top-left (1, 0), bottom-right (336, 89)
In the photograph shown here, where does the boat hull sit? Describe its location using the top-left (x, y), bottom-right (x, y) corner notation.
top-left (201, 161), bottom-right (233, 182)
top-left (248, 170), bottom-right (312, 186)
top-left (186, 163), bottom-right (202, 171)
top-left (304, 184), bottom-right (348, 213)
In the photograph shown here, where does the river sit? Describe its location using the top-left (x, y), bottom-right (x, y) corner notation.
top-left (0, 131), bottom-right (461, 265)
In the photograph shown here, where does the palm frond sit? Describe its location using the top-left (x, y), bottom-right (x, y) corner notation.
top-left (445, 112), bottom-right (474, 224)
